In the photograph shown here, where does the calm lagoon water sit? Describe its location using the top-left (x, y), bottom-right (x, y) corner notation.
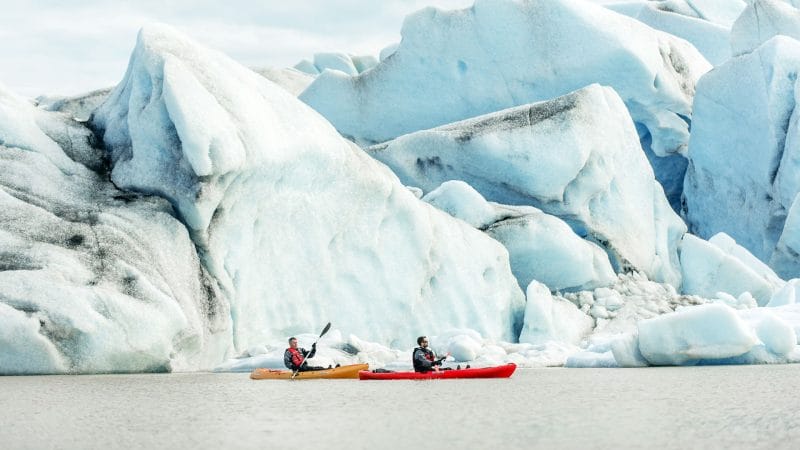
top-left (2, 365), bottom-right (800, 449)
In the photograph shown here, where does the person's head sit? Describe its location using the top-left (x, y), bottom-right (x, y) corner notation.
top-left (288, 337), bottom-right (298, 349)
top-left (417, 336), bottom-right (428, 348)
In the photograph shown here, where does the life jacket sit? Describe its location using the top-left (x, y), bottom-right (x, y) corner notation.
top-left (413, 347), bottom-right (437, 372)
top-left (287, 347), bottom-right (304, 368)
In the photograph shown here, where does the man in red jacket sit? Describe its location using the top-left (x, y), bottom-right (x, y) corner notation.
top-left (284, 337), bottom-right (326, 372)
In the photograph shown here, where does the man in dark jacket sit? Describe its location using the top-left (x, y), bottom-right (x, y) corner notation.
top-left (284, 337), bottom-right (326, 372)
top-left (412, 336), bottom-right (448, 372)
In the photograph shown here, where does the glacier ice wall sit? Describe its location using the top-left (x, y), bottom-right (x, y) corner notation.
top-left (0, 84), bottom-right (230, 375)
top-left (301, 0), bottom-right (710, 155)
top-left (684, 36), bottom-right (800, 273)
top-left (368, 84), bottom-right (686, 286)
top-left (91, 24), bottom-right (526, 351)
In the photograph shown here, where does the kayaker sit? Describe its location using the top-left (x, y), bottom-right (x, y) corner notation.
top-left (284, 337), bottom-right (326, 372)
top-left (412, 336), bottom-right (449, 372)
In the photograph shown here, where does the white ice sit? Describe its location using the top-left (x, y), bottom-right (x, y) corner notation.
top-left (91, 24), bottom-right (525, 354)
top-left (368, 84), bottom-right (686, 286)
top-left (252, 67), bottom-right (315, 96)
top-left (300, 0), bottom-right (711, 162)
top-left (679, 233), bottom-right (781, 305)
top-left (601, 1), bottom-right (732, 65)
top-left (423, 180), bottom-right (616, 291)
top-left (293, 52), bottom-right (378, 76)
top-left (8, 0), bottom-right (800, 374)
top-left (519, 281), bottom-right (594, 347)
top-left (731, 0), bottom-right (800, 57)
top-left (684, 36), bottom-right (800, 274)
top-left (637, 303), bottom-right (759, 365)
top-left (0, 83), bottom-right (229, 375)
top-left (214, 326), bottom-right (582, 373)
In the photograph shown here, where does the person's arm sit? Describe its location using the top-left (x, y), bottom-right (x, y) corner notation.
top-left (414, 349), bottom-right (434, 370)
top-left (433, 352), bottom-right (450, 366)
top-left (302, 343), bottom-right (317, 360)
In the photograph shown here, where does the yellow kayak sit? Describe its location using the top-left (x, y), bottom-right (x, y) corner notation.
top-left (250, 363), bottom-right (369, 380)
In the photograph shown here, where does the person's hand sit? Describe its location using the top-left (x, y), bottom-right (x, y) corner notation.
top-left (311, 343), bottom-right (317, 350)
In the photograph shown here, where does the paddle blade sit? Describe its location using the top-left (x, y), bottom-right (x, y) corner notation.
top-left (319, 322), bottom-right (332, 338)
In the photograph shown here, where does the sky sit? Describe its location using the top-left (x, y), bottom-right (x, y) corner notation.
top-left (0, 0), bottom-right (473, 98)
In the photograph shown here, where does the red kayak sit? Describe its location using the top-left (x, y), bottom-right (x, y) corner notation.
top-left (358, 363), bottom-right (516, 380)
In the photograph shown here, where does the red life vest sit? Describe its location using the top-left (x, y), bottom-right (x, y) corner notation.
top-left (288, 347), bottom-right (304, 367)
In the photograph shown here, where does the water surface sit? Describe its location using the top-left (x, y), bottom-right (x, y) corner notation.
top-left (2, 365), bottom-right (799, 449)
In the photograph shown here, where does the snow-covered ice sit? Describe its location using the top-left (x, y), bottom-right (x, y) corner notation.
top-left (423, 180), bottom-right (616, 291)
top-left (300, 0), bottom-right (710, 158)
top-left (293, 52), bottom-right (378, 76)
top-left (368, 84), bottom-right (686, 286)
top-left (684, 36), bottom-right (800, 274)
top-left (731, 0), bottom-right (800, 57)
top-left (601, 1), bottom-right (732, 65)
top-left (252, 67), bottom-right (315, 96)
top-left (6, 0), bottom-right (800, 374)
top-left (91, 24), bottom-right (525, 353)
top-left (35, 87), bottom-right (112, 122)
top-left (638, 303), bottom-right (758, 365)
top-left (519, 281), bottom-right (594, 346)
top-left (600, 0), bottom-right (747, 28)
top-left (679, 233), bottom-right (780, 305)
top-left (0, 83), bottom-right (230, 374)
top-left (771, 197), bottom-right (800, 278)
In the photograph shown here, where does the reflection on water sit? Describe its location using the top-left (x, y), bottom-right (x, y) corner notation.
top-left (2, 365), bottom-right (800, 449)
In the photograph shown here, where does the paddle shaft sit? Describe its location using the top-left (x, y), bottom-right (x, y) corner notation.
top-left (291, 322), bottom-right (331, 379)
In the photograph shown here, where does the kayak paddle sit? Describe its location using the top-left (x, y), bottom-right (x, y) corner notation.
top-left (291, 322), bottom-right (332, 379)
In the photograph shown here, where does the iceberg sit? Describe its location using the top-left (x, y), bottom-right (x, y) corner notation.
top-left (368, 84), bottom-right (686, 286)
top-left (252, 67), bottom-right (315, 96)
top-left (35, 87), bottom-right (112, 122)
top-left (423, 180), bottom-right (616, 291)
top-left (772, 196), bottom-right (800, 278)
top-left (301, 0), bottom-right (710, 159)
top-left (731, 0), bottom-right (800, 57)
top-left (312, 52), bottom-right (358, 76)
top-left (766, 278), bottom-right (800, 307)
top-left (684, 36), bottom-right (800, 269)
top-left (91, 24), bottom-right (525, 353)
top-left (679, 233), bottom-right (781, 305)
top-left (0, 84), bottom-right (230, 375)
top-left (519, 281), bottom-right (594, 346)
top-left (601, 1), bottom-right (732, 65)
top-left (638, 303), bottom-right (758, 365)
top-left (294, 52), bottom-right (378, 76)
top-left (9, 1), bottom-right (800, 374)
top-left (751, 312), bottom-right (797, 356)
top-left (600, 302), bottom-right (800, 367)
top-left (421, 180), bottom-right (501, 230)
top-left (609, 332), bottom-right (649, 367)
top-left (599, 0), bottom-right (747, 28)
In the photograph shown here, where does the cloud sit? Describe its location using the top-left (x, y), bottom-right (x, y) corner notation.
top-left (0, 0), bottom-right (473, 97)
